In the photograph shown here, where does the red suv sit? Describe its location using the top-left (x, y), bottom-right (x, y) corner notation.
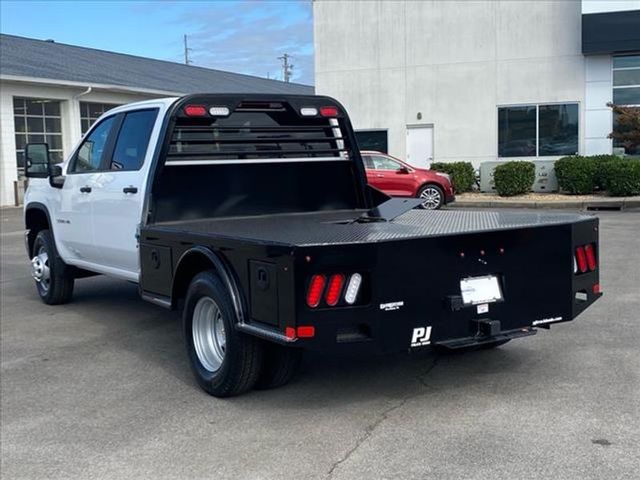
top-left (361, 151), bottom-right (455, 210)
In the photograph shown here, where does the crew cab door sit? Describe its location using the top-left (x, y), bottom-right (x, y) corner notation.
top-left (90, 109), bottom-right (159, 277)
top-left (55, 115), bottom-right (118, 263)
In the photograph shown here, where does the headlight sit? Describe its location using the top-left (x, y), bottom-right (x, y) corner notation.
top-left (435, 172), bottom-right (451, 181)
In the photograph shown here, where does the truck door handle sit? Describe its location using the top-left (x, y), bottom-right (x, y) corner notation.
top-left (376, 174), bottom-right (385, 178)
top-left (79, 186), bottom-right (92, 193)
top-left (123, 186), bottom-right (138, 194)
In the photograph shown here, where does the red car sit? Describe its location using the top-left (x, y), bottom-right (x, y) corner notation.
top-left (361, 151), bottom-right (455, 210)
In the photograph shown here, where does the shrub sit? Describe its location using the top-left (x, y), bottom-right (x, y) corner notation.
top-left (591, 154), bottom-right (622, 190)
top-left (493, 161), bottom-right (535, 196)
top-left (554, 156), bottom-right (598, 194)
top-left (601, 159), bottom-right (640, 196)
top-left (430, 161), bottom-right (475, 192)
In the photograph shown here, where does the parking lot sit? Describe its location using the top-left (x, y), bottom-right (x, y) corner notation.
top-left (1, 206), bottom-right (639, 480)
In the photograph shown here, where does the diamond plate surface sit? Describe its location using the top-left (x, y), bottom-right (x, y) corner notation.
top-left (153, 209), bottom-right (593, 247)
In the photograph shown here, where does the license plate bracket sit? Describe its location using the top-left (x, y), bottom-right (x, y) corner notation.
top-left (460, 275), bottom-right (503, 306)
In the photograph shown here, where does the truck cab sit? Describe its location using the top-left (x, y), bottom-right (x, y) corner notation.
top-left (25, 98), bottom-right (176, 282)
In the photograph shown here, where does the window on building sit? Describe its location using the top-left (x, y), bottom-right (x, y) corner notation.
top-left (355, 130), bottom-right (388, 153)
top-left (613, 55), bottom-right (640, 105)
top-left (612, 55), bottom-right (640, 154)
top-left (111, 109), bottom-right (158, 171)
top-left (13, 97), bottom-right (63, 176)
top-left (80, 101), bottom-right (120, 134)
top-left (498, 103), bottom-right (578, 157)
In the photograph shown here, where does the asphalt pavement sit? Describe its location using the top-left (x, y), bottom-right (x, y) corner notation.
top-left (1, 206), bottom-right (639, 480)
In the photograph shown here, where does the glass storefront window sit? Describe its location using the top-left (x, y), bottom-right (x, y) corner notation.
top-left (498, 103), bottom-right (578, 157)
top-left (13, 97), bottom-right (64, 176)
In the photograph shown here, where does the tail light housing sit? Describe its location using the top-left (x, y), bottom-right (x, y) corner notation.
top-left (305, 272), bottom-right (364, 308)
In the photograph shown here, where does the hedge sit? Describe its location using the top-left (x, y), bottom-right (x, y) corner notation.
top-left (600, 159), bottom-right (640, 196)
top-left (493, 161), bottom-right (535, 196)
top-left (430, 161), bottom-right (475, 193)
top-left (591, 154), bottom-right (622, 190)
top-left (554, 156), bottom-right (599, 194)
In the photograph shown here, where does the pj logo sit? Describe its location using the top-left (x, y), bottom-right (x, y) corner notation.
top-left (410, 326), bottom-right (432, 347)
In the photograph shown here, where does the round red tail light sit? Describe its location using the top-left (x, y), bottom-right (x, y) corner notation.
top-left (584, 244), bottom-right (597, 271)
top-left (575, 246), bottom-right (588, 273)
top-left (306, 274), bottom-right (326, 308)
top-left (325, 274), bottom-right (346, 306)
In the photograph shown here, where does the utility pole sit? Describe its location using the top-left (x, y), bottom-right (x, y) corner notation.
top-left (183, 34), bottom-right (192, 65)
top-left (278, 53), bottom-right (294, 82)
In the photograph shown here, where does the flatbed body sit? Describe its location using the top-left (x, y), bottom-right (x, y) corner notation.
top-left (140, 208), bottom-right (600, 354)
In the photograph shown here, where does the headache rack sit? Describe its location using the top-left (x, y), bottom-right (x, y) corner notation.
top-left (164, 100), bottom-right (353, 165)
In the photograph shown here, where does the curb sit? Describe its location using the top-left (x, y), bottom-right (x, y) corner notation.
top-left (449, 197), bottom-right (640, 210)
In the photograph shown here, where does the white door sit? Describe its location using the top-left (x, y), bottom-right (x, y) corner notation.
top-left (406, 125), bottom-right (433, 169)
top-left (55, 115), bottom-right (118, 263)
top-left (91, 109), bottom-right (159, 276)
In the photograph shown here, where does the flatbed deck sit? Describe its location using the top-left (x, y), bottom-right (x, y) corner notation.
top-left (145, 209), bottom-right (594, 247)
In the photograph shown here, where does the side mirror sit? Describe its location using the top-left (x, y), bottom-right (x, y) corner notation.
top-left (397, 166), bottom-right (410, 174)
top-left (24, 143), bottom-right (51, 178)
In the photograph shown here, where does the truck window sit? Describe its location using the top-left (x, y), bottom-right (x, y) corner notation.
top-left (111, 109), bottom-right (158, 171)
top-left (71, 115), bottom-right (116, 173)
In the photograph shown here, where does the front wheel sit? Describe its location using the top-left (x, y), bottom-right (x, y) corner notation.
top-left (417, 184), bottom-right (444, 210)
top-left (183, 271), bottom-right (263, 397)
top-left (31, 229), bottom-right (74, 305)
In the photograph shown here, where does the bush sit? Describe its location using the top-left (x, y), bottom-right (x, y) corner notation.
top-left (430, 161), bottom-right (475, 192)
top-left (493, 161), bottom-right (535, 196)
top-left (601, 159), bottom-right (640, 196)
top-left (590, 154), bottom-right (621, 190)
top-left (555, 156), bottom-right (598, 194)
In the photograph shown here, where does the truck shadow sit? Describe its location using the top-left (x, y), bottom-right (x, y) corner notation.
top-left (54, 276), bottom-right (534, 406)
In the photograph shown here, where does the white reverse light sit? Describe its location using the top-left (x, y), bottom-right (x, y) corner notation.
top-left (344, 273), bottom-right (362, 304)
top-left (209, 106), bottom-right (230, 116)
top-left (300, 107), bottom-right (318, 116)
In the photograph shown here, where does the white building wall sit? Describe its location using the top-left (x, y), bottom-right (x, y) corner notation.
top-left (314, 0), bottom-right (596, 166)
top-left (0, 80), bottom-right (156, 206)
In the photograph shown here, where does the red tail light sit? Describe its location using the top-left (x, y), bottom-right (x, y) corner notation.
top-left (306, 274), bottom-right (326, 308)
top-left (319, 106), bottom-right (339, 117)
top-left (184, 105), bottom-right (207, 117)
top-left (584, 244), bottom-right (597, 271)
top-left (575, 246), bottom-right (588, 273)
top-left (325, 274), bottom-right (345, 306)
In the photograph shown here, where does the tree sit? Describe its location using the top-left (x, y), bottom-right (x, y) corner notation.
top-left (607, 103), bottom-right (640, 155)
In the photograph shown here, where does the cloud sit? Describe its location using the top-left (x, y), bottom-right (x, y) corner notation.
top-left (145, 0), bottom-right (314, 85)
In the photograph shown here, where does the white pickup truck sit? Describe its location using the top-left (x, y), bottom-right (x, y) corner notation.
top-left (24, 94), bottom-right (602, 397)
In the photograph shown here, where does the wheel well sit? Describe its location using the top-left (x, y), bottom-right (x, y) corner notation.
top-left (25, 208), bottom-right (50, 256)
top-left (171, 251), bottom-right (216, 309)
top-left (418, 182), bottom-right (444, 194)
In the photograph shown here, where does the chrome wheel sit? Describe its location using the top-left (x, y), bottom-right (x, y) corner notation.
top-left (192, 296), bottom-right (226, 373)
top-left (419, 187), bottom-right (442, 210)
top-left (31, 246), bottom-right (51, 293)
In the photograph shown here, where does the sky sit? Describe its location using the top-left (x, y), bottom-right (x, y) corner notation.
top-left (0, 0), bottom-right (315, 85)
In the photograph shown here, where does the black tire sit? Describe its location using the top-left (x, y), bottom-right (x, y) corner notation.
top-left (254, 343), bottom-right (302, 390)
top-left (183, 271), bottom-right (263, 397)
top-left (417, 184), bottom-right (444, 210)
top-left (31, 229), bottom-right (74, 305)
top-left (434, 339), bottom-right (510, 354)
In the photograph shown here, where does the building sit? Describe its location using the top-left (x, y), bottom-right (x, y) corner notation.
top-left (0, 34), bottom-right (313, 206)
top-left (314, 0), bottom-right (640, 170)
